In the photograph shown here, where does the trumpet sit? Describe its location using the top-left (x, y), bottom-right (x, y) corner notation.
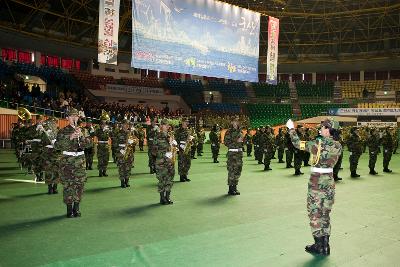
top-left (169, 131), bottom-right (177, 163)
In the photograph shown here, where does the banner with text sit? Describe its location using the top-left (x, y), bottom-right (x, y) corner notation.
top-left (266, 16), bottom-right (279, 85)
top-left (106, 84), bottom-right (164, 96)
top-left (131, 0), bottom-right (260, 82)
top-left (329, 108), bottom-right (400, 116)
top-left (98, 0), bottom-right (120, 65)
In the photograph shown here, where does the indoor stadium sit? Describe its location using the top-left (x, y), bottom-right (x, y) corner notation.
top-left (0, 0), bottom-right (400, 266)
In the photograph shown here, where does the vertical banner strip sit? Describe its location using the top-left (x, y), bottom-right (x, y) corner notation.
top-left (98, 0), bottom-right (120, 65)
top-left (266, 16), bottom-right (279, 85)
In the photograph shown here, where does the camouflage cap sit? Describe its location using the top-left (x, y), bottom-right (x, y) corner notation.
top-left (160, 118), bottom-right (169, 125)
top-left (67, 108), bottom-right (79, 117)
top-left (321, 118), bottom-right (339, 130)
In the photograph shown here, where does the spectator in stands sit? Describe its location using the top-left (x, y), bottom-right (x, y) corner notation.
top-left (79, 107), bottom-right (86, 119)
top-left (362, 86), bottom-right (368, 99)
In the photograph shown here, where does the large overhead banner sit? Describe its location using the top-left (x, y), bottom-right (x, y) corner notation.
top-left (266, 16), bottom-right (279, 85)
top-left (98, 0), bottom-right (121, 65)
top-left (131, 0), bottom-right (260, 82)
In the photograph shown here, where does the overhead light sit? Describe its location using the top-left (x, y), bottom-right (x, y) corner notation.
top-left (282, 7), bottom-right (285, 10)
top-left (25, 76), bottom-right (29, 80)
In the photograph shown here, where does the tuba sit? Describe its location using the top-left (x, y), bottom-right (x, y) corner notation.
top-left (124, 130), bottom-right (138, 160)
top-left (17, 107), bottom-right (31, 121)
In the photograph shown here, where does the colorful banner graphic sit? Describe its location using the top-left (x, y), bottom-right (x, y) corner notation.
top-left (131, 0), bottom-right (260, 82)
top-left (266, 16), bottom-right (279, 85)
top-left (98, 0), bottom-right (120, 65)
top-left (329, 108), bottom-right (400, 116)
top-left (106, 84), bottom-right (164, 95)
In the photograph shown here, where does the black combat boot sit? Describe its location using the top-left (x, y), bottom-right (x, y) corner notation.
top-left (66, 204), bottom-right (74, 218)
top-left (369, 168), bottom-right (378, 175)
top-left (278, 160), bottom-right (285, 163)
top-left (351, 171), bottom-right (360, 178)
top-left (305, 236), bottom-right (324, 255)
top-left (125, 178), bottom-right (130, 187)
top-left (321, 236), bottom-right (330, 256)
top-left (47, 184), bottom-right (53, 194)
top-left (233, 185), bottom-right (240, 195)
top-left (333, 174), bottom-right (342, 181)
top-left (160, 192), bottom-right (167, 205)
top-left (180, 175), bottom-right (186, 182)
top-left (120, 179), bottom-right (126, 188)
top-left (99, 170), bottom-right (103, 177)
top-left (228, 185), bottom-right (235, 195)
top-left (165, 191), bottom-right (173, 204)
top-left (88, 164), bottom-right (93, 170)
top-left (102, 170), bottom-right (108, 177)
top-left (52, 184), bottom-right (58, 194)
top-left (264, 165), bottom-right (272, 171)
top-left (184, 175), bottom-right (191, 182)
top-left (294, 169), bottom-right (303, 176)
top-left (383, 167), bottom-right (392, 173)
top-left (286, 164), bottom-right (294, 168)
top-left (73, 202), bottom-right (81, 217)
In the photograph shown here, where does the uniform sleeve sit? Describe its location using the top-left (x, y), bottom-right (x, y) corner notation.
top-left (224, 130), bottom-right (232, 147)
top-left (289, 130), bottom-right (316, 152)
top-left (54, 130), bottom-right (68, 151)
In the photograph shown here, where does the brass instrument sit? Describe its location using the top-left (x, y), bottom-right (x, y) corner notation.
top-left (183, 135), bottom-right (194, 155)
top-left (310, 140), bottom-right (322, 166)
top-left (124, 130), bottom-right (138, 160)
top-left (100, 110), bottom-right (110, 122)
top-left (17, 107), bottom-right (31, 121)
top-left (168, 131), bottom-right (177, 163)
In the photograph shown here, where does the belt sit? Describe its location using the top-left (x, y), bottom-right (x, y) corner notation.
top-left (311, 167), bottom-right (333, 173)
top-left (228, 148), bottom-right (242, 152)
top-left (148, 138), bottom-right (153, 141)
top-left (180, 141), bottom-right (186, 144)
top-left (119, 144), bottom-right (126, 147)
top-left (62, 151), bottom-right (85, 157)
top-left (27, 139), bottom-right (41, 143)
top-left (45, 145), bottom-right (54, 148)
top-left (98, 141), bottom-right (108, 144)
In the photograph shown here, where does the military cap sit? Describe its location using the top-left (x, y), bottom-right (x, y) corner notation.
top-left (321, 118), bottom-right (339, 130)
top-left (66, 108), bottom-right (79, 117)
top-left (161, 118), bottom-right (169, 125)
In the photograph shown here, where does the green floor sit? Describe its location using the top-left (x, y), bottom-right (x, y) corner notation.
top-left (0, 147), bottom-right (400, 267)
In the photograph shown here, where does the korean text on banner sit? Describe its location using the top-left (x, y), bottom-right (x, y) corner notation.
top-left (98, 0), bottom-right (120, 65)
top-left (266, 16), bottom-right (279, 85)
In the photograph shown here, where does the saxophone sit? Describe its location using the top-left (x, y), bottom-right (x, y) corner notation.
top-left (184, 135), bottom-right (194, 155)
top-left (124, 130), bottom-right (138, 160)
top-left (168, 131), bottom-right (177, 163)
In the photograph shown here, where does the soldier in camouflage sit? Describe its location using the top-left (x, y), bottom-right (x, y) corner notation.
top-left (175, 118), bottom-right (193, 182)
top-left (209, 124), bottom-right (221, 163)
top-left (224, 116), bottom-right (243, 195)
top-left (276, 127), bottom-right (286, 163)
top-left (152, 119), bottom-right (177, 205)
top-left (332, 127), bottom-right (344, 181)
top-left (196, 127), bottom-right (206, 157)
top-left (110, 123), bottom-right (120, 163)
top-left (244, 129), bottom-right (253, 157)
top-left (367, 127), bottom-right (380, 175)
top-left (28, 114), bottom-right (46, 181)
top-left (54, 108), bottom-right (87, 218)
top-left (190, 126), bottom-right (198, 159)
top-left (293, 125), bottom-right (305, 176)
top-left (287, 118), bottom-right (342, 256)
top-left (40, 117), bottom-right (60, 194)
top-left (263, 126), bottom-right (275, 171)
top-left (285, 128), bottom-right (294, 168)
top-left (347, 127), bottom-right (363, 178)
top-left (136, 124), bottom-right (145, 151)
top-left (382, 127), bottom-right (394, 173)
top-left (116, 120), bottom-right (138, 188)
top-left (83, 119), bottom-right (95, 170)
top-left (253, 128), bottom-right (261, 162)
top-left (95, 119), bottom-right (111, 177)
top-left (147, 119), bottom-right (159, 174)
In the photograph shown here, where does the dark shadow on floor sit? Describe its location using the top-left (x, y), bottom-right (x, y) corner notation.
top-left (0, 215), bottom-right (65, 238)
top-left (119, 203), bottom-right (162, 216)
top-left (196, 194), bottom-right (231, 205)
top-left (85, 186), bottom-right (121, 194)
top-left (300, 255), bottom-right (329, 267)
top-left (0, 166), bottom-right (21, 171)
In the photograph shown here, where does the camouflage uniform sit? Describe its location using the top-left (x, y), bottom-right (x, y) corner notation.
top-left (196, 128), bottom-right (206, 156)
top-left (293, 126), bottom-right (305, 175)
top-left (28, 119), bottom-right (46, 181)
top-left (224, 120), bottom-right (243, 195)
top-left (40, 118), bottom-right (60, 194)
top-left (244, 131), bottom-right (253, 157)
top-left (209, 125), bottom-right (220, 163)
top-left (83, 122), bottom-right (95, 170)
top-left (367, 128), bottom-right (380, 175)
top-left (116, 122), bottom-right (137, 188)
top-left (147, 123), bottom-right (158, 174)
top-left (152, 119), bottom-right (176, 204)
top-left (95, 123), bottom-right (110, 177)
top-left (276, 128), bottom-right (286, 163)
top-left (333, 129), bottom-right (344, 181)
top-left (136, 125), bottom-right (145, 151)
top-left (54, 108), bottom-right (87, 218)
top-left (347, 128), bottom-right (363, 177)
top-left (175, 121), bottom-right (192, 182)
top-left (253, 129), bottom-right (262, 162)
top-left (285, 131), bottom-right (294, 168)
top-left (381, 128), bottom-right (394, 172)
top-left (190, 127), bottom-right (198, 159)
top-left (110, 124), bottom-right (120, 163)
top-left (289, 118), bottom-right (342, 255)
top-left (263, 127), bottom-right (275, 171)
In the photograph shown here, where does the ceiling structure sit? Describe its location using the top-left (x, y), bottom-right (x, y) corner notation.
top-left (0, 0), bottom-right (399, 64)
